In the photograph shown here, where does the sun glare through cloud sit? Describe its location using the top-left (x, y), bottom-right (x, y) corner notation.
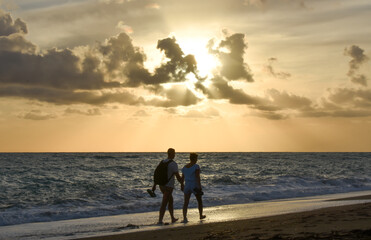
top-left (158, 36), bottom-right (221, 99)
top-left (177, 37), bottom-right (220, 77)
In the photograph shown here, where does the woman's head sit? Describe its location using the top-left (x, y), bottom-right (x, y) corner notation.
top-left (190, 152), bottom-right (198, 163)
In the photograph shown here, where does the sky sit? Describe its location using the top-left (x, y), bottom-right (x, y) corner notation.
top-left (0, 0), bottom-right (371, 152)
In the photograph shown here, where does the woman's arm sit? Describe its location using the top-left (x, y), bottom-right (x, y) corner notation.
top-left (180, 173), bottom-right (185, 191)
top-left (195, 169), bottom-right (201, 190)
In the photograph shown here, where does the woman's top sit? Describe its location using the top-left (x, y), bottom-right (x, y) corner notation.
top-left (182, 164), bottom-right (200, 194)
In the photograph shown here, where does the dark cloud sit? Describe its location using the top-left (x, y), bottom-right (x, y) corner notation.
top-left (263, 58), bottom-right (291, 79)
top-left (150, 37), bottom-right (198, 84)
top-left (193, 65), bottom-right (315, 119)
top-left (195, 76), bottom-right (259, 105)
top-left (0, 10), bottom-right (201, 108)
top-left (0, 11), bottom-right (27, 36)
top-left (0, 12), bottom-right (145, 106)
top-left (0, 12), bottom-right (121, 91)
top-left (19, 110), bottom-right (56, 120)
top-left (345, 45), bottom-right (368, 66)
top-left (350, 75), bottom-right (367, 87)
top-left (98, 34), bottom-right (198, 88)
top-left (0, 33), bottom-right (36, 53)
top-left (266, 89), bottom-right (312, 110)
top-left (0, 85), bottom-right (143, 105)
top-left (0, 49), bottom-right (120, 90)
top-left (195, 74), bottom-right (313, 116)
top-left (300, 88), bottom-right (371, 118)
top-left (327, 88), bottom-right (371, 108)
top-left (100, 33), bottom-right (147, 76)
top-left (263, 86), bottom-right (371, 119)
top-left (344, 45), bottom-right (369, 86)
top-left (97, 32), bottom-right (154, 88)
top-left (0, 11), bottom-right (36, 54)
top-left (208, 33), bottom-right (254, 82)
top-left (248, 89), bottom-right (313, 119)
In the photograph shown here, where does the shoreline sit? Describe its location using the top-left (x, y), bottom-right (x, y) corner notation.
top-left (1, 192), bottom-right (370, 240)
top-left (76, 196), bottom-right (371, 240)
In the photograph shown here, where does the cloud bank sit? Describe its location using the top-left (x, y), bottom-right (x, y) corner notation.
top-left (0, 9), bottom-right (370, 120)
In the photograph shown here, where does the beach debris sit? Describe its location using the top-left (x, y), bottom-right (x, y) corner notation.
top-left (117, 223), bottom-right (140, 230)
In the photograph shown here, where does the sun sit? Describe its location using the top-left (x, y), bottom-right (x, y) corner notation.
top-left (194, 50), bottom-right (220, 77)
top-left (177, 37), bottom-right (220, 77)
top-left (159, 36), bottom-right (219, 98)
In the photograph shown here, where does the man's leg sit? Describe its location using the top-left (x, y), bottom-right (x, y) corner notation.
top-left (167, 192), bottom-right (178, 223)
top-left (158, 186), bottom-right (173, 223)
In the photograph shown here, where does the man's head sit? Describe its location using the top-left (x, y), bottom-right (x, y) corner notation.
top-left (167, 148), bottom-right (175, 159)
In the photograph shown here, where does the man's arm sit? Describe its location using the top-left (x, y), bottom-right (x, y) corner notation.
top-left (175, 172), bottom-right (182, 183)
top-left (175, 172), bottom-right (184, 190)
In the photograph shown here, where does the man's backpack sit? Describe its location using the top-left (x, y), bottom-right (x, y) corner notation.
top-left (154, 160), bottom-right (173, 186)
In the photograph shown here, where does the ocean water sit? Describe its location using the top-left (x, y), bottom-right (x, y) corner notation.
top-left (0, 152), bottom-right (370, 227)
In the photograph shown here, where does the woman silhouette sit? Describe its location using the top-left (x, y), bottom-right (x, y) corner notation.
top-left (181, 153), bottom-right (206, 223)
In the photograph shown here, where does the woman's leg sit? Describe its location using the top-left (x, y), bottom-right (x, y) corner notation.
top-left (196, 194), bottom-right (206, 219)
top-left (182, 193), bottom-right (191, 221)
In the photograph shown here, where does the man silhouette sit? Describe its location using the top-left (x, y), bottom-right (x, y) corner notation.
top-left (152, 148), bottom-right (183, 224)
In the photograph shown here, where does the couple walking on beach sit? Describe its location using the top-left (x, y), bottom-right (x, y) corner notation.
top-left (149, 148), bottom-right (206, 224)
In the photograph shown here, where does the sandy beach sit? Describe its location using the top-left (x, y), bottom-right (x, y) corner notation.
top-left (77, 196), bottom-right (371, 240)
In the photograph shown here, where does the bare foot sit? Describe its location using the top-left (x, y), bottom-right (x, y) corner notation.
top-left (200, 215), bottom-right (206, 220)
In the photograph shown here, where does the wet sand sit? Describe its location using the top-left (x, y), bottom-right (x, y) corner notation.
top-left (77, 196), bottom-right (371, 240)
